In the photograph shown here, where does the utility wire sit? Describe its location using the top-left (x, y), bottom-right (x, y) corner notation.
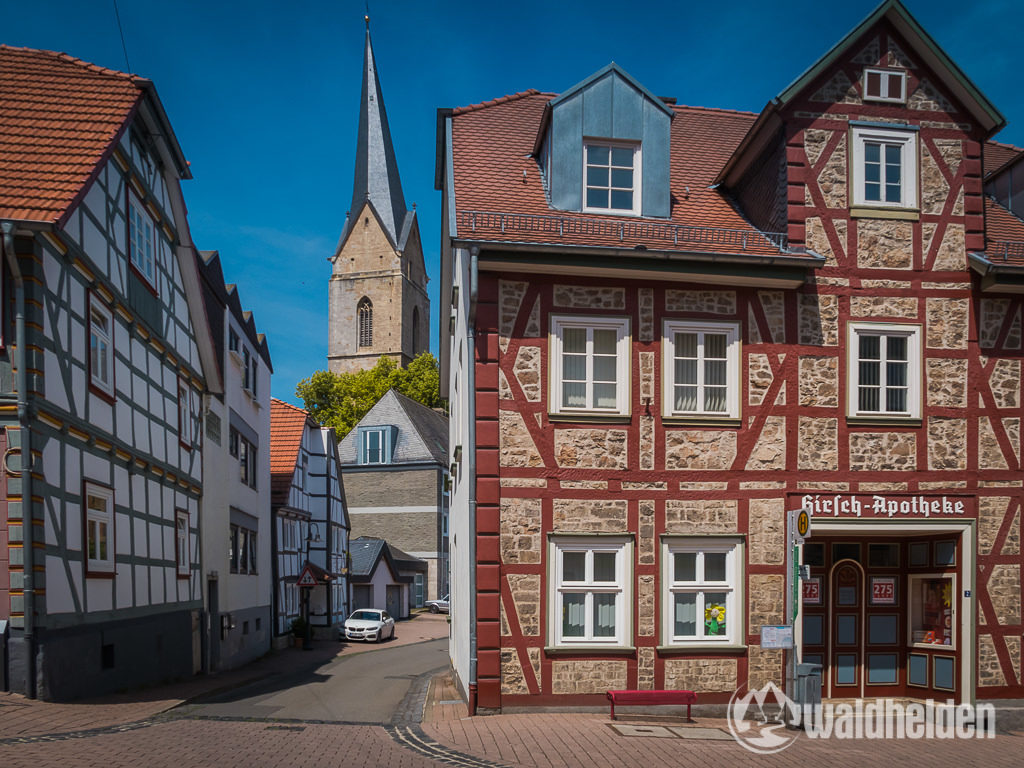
top-left (113, 0), bottom-right (132, 74)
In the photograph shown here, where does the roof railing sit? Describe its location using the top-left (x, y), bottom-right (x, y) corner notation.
top-left (458, 210), bottom-right (788, 252)
top-left (993, 241), bottom-right (1024, 261)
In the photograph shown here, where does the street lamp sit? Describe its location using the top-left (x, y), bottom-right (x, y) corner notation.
top-left (303, 522), bottom-right (321, 650)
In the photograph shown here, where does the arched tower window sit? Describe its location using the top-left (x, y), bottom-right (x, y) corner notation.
top-left (358, 298), bottom-right (373, 348)
top-left (412, 306), bottom-right (420, 352)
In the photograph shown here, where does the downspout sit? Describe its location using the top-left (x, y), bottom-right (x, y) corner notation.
top-left (467, 246), bottom-right (479, 715)
top-left (2, 221), bottom-right (35, 699)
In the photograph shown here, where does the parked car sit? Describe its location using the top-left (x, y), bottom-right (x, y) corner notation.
top-left (343, 609), bottom-right (395, 642)
top-left (425, 595), bottom-right (450, 614)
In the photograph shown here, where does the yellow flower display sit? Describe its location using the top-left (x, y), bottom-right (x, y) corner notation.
top-left (705, 604), bottom-right (726, 636)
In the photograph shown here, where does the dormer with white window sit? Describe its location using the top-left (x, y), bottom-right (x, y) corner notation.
top-left (535, 63), bottom-right (673, 219)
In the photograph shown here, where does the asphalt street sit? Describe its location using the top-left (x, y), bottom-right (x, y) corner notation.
top-left (176, 637), bottom-right (450, 724)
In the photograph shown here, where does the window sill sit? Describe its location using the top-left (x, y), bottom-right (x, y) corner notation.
top-left (89, 383), bottom-right (116, 405)
top-left (85, 570), bottom-right (116, 580)
top-left (656, 644), bottom-right (747, 654)
top-left (544, 645), bottom-right (636, 655)
top-left (548, 412), bottom-right (631, 424)
top-left (846, 416), bottom-right (922, 427)
top-left (662, 416), bottom-right (741, 428)
top-left (849, 206), bottom-right (919, 221)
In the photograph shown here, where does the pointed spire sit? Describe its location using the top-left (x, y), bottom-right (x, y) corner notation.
top-left (346, 21), bottom-right (408, 246)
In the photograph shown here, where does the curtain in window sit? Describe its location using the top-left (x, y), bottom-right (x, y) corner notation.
top-left (593, 594), bottom-right (617, 637)
top-left (563, 594), bottom-right (585, 637)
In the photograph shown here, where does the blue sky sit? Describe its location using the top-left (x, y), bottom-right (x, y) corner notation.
top-left (7, 0), bottom-right (1023, 404)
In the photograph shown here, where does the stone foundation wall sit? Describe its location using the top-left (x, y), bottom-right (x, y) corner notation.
top-left (551, 660), bottom-right (628, 694)
top-left (663, 658), bottom-right (738, 692)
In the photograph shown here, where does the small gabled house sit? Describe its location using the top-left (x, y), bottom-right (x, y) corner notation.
top-left (269, 399), bottom-right (349, 642)
top-left (338, 389), bottom-right (449, 604)
top-left (348, 536), bottom-right (428, 619)
top-left (0, 46), bottom-right (220, 699)
top-left (196, 251), bottom-right (273, 671)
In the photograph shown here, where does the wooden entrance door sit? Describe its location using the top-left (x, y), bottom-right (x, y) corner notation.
top-left (829, 559), bottom-right (865, 697)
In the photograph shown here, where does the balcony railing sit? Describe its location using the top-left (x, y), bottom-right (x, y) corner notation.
top-left (457, 210), bottom-right (788, 253)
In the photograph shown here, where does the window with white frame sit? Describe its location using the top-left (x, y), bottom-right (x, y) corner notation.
top-left (549, 537), bottom-right (632, 646)
top-left (847, 322), bottom-right (921, 418)
top-left (360, 427), bottom-right (391, 464)
top-left (84, 482), bottom-right (114, 575)
top-left (549, 316), bottom-right (630, 415)
top-left (663, 320), bottom-right (740, 418)
top-left (175, 509), bottom-right (190, 578)
top-left (851, 125), bottom-right (918, 209)
top-left (89, 296), bottom-right (114, 397)
top-left (583, 142), bottom-right (640, 214)
top-left (128, 194), bottom-right (157, 286)
top-left (862, 68), bottom-right (907, 103)
top-left (663, 538), bottom-right (742, 646)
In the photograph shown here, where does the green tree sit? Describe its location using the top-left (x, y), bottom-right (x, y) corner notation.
top-left (295, 352), bottom-right (441, 438)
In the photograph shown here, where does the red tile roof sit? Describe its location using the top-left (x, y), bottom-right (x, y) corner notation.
top-left (270, 398), bottom-right (314, 508)
top-left (0, 45), bottom-right (144, 224)
top-left (449, 91), bottom-right (791, 257)
top-left (984, 197), bottom-right (1024, 263)
top-left (984, 140), bottom-right (1023, 179)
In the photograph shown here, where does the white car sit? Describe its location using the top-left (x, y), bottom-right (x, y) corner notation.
top-left (425, 595), bottom-right (450, 614)
top-left (343, 609), bottom-right (395, 643)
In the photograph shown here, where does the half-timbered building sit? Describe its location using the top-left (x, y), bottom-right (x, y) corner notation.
top-left (0, 46), bottom-right (219, 699)
top-left (438, 0), bottom-right (1024, 712)
top-left (269, 399), bottom-right (349, 642)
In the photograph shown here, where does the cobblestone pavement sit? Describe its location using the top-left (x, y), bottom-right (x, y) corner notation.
top-left (3, 614), bottom-right (1023, 768)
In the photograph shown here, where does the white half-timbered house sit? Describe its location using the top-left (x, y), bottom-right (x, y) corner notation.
top-left (197, 251), bottom-right (272, 671)
top-left (270, 399), bottom-right (349, 642)
top-left (0, 47), bottom-right (220, 699)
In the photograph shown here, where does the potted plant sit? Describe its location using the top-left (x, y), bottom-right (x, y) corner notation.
top-left (290, 617), bottom-right (307, 647)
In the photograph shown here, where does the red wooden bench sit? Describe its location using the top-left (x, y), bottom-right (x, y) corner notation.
top-left (606, 689), bottom-right (697, 721)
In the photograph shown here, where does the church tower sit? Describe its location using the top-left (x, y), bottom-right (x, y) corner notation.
top-left (328, 19), bottom-right (429, 374)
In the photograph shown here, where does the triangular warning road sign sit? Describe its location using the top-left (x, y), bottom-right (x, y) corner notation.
top-left (296, 565), bottom-right (318, 588)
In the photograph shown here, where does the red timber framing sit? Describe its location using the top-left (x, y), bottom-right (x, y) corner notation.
top-left (458, 11), bottom-right (1023, 711)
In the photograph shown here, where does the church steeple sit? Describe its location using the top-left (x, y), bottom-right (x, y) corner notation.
top-left (327, 16), bottom-right (429, 377)
top-left (343, 17), bottom-right (409, 247)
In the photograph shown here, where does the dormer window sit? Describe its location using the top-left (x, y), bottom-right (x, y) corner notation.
top-left (584, 142), bottom-right (640, 214)
top-left (358, 425), bottom-right (398, 465)
top-left (863, 68), bottom-right (907, 104)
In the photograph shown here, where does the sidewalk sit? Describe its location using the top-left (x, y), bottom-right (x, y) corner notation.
top-left (420, 673), bottom-right (1024, 767)
top-left (0, 612), bottom-right (450, 740)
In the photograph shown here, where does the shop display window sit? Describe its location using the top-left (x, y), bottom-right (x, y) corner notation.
top-left (909, 575), bottom-right (954, 648)
top-left (803, 542), bottom-right (824, 567)
top-left (908, 653), bottom-right (929, 687)
top-left (868, 543), bottom-right (899, 568)
top-left (832, 542), bottom-right (861, 563)
top-left (934, 540), bottom-right (956, 567)
top-left (909, 542), bottom-right (929, 567)
top-left (869, 614), bottom-right (899, 645)
top-left (934, 656), bottom-right (955, 691)
top-left (867, 653), bottom-right (899, 685)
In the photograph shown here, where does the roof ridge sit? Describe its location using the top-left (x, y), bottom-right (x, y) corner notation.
top-left (1, 44), bottom-right (137, 81)
top-left (452, 89), bottom-right (551, 115)
top-left (672, 103), bottom-right (759, 118)
top-left (987, 139), bottom-right (1024, 152)
top-left (271, 397), bottom-right (309, 416)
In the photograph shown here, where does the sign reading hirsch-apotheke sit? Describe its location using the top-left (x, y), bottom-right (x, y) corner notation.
top-left (799, 494), bottom-right (970, 518)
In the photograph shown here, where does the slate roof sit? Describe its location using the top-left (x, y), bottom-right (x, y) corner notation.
top-left (349, 536), bottom-right (425, 583)
top-left (392, 391), bottom-right (448, 464)
top-left (269, 398), bottom-right (315, 508)
top-left (338, 388), bottom-right (447, 466)
top-left (335, 26), bottom-right (411, 253)
top-left (447, 90), bottom-right (790, 257)
top-left (197, 250), bottom-right (273, 371)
